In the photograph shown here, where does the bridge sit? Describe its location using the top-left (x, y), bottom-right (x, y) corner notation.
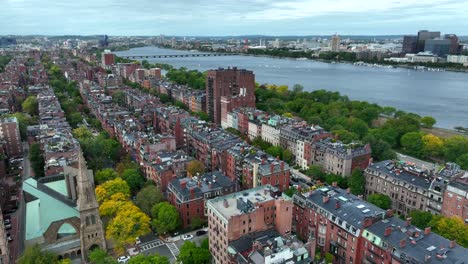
top-left (120, 53), bottom-right (239, 59)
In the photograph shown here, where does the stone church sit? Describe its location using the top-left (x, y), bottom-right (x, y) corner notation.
top-left (22, 152), bottom-right (106, 262)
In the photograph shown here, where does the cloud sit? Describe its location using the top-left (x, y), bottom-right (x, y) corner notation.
top-left (0, 0), bottom-right (467, 35)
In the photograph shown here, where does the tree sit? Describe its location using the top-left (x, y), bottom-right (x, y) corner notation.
top-left (18, 245), bottom-right (60, 264)
top-left (191, 216), bottom-right (205, 229)
top-left (282, 149), bottom-right (293, 164)
top-left (68, 112), bottom-right (83, 128)
top-left (135, 184), bottom-right (164, 215)
top-left (332, 129), bottom-right (359, 144)
top-left (444, 136), bottom-right (468, 162)
top-left (363, 134), bottom-right (396, 161)
top-left (112, 91), bottom-right (125, 106)
top-left (367, 194), bottom-right (392, 210)
top-left (346, 118), bottom-right (369, 138)
top-left (304, 165), bottom-right (326, 180)
top-left (178, 241), bottom-right (212, 264)
top-left (400, 132), bottom-right (424, 157)
top-left (116, 155), bottom-right (139, 175)
top-left (95, 168), bottom-right (118, 185)
top-left (348, 169), bottom-right (365, 195)
top-left (151, 202), bottom-right (180, 234)
top-left (121, 169), bottom-right (145, 193)
top-left (430, 216), bottom-right (468, 247)
top-left (292, 84), bottom-right (304, 93)
top-left (99, 193), bottom-right (133, 218)
top-left (127, 254), bottom-right (170, 264)
top-left (420, 116), bottom-right (436, 128)
top-left (266, 146), bottom-right (282, 159)
top-left (29, 142), bottom-right (45, 178)
top-left (325, 174), bottom-right (348, 188)
top-left (95, 178), bottom-right (131, 204)
top-left (456, 153), bottom-right (468, 170)
top-left (324, 252), bottom-right (334, 264)
top-left (88, 248), bottom-right (117, 264)
top-left (422, 134), bottom-right (444, 158)
top-left (284, 187), bottom-right (298, 197)
top-left (22, 96), bottom-right (38, 116)
top-left (106, 203), bottom-right (151, 247)
top-left (72, 126), bottom-right (93, 139)
top-left (409, 210), bottom-right (434, 229)
top-left (187, 160), bottom-right (205, 177)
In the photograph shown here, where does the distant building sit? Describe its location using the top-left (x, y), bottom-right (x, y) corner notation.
top-left (444, 34), bottom-right (460, 55)
top-left (0, 37), bottom-right (16, 47)
top-left (0, 207), bottom-right (9, 264)
top-left (331, 34), bottom-right (340, 52)
top-left (424, 39), bottom-right (451, 57)
top-left (99, 35), bottom-right (108, 47)
top-left (416, 30), bottom-right (440, 52)
top-left (206, 185), bottom-right (293, 264)
top-left (447, 55), bottom-right (468, 65)
top-left (206, 67), bottom-right (256, 124)
top-left (101, 50), bottom-right (115, 66)
top-left (402, 35), bottom-right (417, 54)
top-left (0, 117), bottom-right (23, 158)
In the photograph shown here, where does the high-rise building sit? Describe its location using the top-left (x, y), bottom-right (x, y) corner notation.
top-left (331, 34), bottom-right (340, 52)
top-left (206, 67), bottom-right (255, 124)
top-left (402, 35), bottom-right (417, 54)
top-left (206, 185), bottom-right (292, 264)
top-left (99, 35), bottom-right (108, 47)
top-left (0, 117), bottom-right (23, 158)
top-left (424, 39), bottom-right (451, 56)
top-left (416, 30), bottom-right (440, 52)
top-left (444, 34), bottom-right (460, 54)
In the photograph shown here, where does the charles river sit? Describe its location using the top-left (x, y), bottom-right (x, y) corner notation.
top-left (115, 46), bottom-right (468, 129)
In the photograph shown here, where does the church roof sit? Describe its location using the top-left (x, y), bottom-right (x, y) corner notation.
top-left (23, 178), bottom-right (79, 240)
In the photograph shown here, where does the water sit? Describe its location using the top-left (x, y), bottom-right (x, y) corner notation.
top-left (115, 46), bottom-right (468, 129)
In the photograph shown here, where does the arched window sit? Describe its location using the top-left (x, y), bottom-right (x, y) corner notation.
top-left (57, 223), bottom-right (78, 239)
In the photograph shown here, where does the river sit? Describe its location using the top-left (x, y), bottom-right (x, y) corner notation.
top-left (115, 46), bottom-right (468, 129)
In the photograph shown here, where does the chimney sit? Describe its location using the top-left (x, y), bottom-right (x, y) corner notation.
top-left (198, 181), bottom-right (202, 187)
top-left (406, 217), bottom-right (412, 226)
top-left (262, 158), bottom-right (266, 164)
top-left (335, 201), bottom-right (341, 209)
top-left (357, 195), bottom-right (363, 200)
top-left (270, 163), bottom-right (274, 173)
top-left (281, 161), bottom-right (284, 170)
top-left (386, 209), bottom-right (394, 218)
top-left (180, 180), bottom-right (187, 189)
top-left (424, 227), bottom-right (431, 235)
top-left (223, 199), bottom-right (229, 208)
top-left (449, 240), bottom-right (456, 248)
top-left (323, 195), bottom-right (330, 204)
top-left (332, 182), bottom-right (337, 187)
top-left (346, 188), bottom-right (351, 194)
top-left (424, 255), bottom-right (431, 263)
top-left (209, 182), bottom-right (213, 189)
top-left (190, 188), bottom-right (195, 198)
top-left (384, 226), bottom-right (392, 237)
top-left (399, 239), bottom-right (406, 248)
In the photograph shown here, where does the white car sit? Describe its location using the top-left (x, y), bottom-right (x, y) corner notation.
top-left (117, 256), bottom-right (130, 263)
top-left (182, 234), bottom-right (193, 240)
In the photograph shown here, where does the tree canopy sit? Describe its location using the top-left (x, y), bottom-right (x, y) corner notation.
top-left (22, 96), bottom-right (38, 116)
top-left (348, 169), bottom-right (365, 195)
top-left (367, 193), bottom-right (392, 210)
top-left (135, 184), bottom-right (164, 215)
top-left (18, 245), bottom-right (62, 264)
top-left (88, 248), bottom-right (117, 264)
top-left (178, 240), bottom-right (212, 264)
top-left (95, 178), bottom-right (131, 204)
top-left (95, 168), bottom-right (118, 185)
top-left (29, 142), bottom-right (45, 178)
top-left (121, 169), bottom-right (145, 193)
top-left (187, 160), bottom-right (205, 177)
top-left (127, 254), bottom-right (170, 264)
top-left (151, 202), bottom-right (180, 234)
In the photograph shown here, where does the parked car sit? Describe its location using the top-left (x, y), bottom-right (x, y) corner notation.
top-left (5, 223), bottom-right (11, 230)
top-left (172, 232), bottom-right (179, 237)
top-left (127, 248), bottom-right (139, 257)
top-left (117, 256), bottom-right (130, 263)
top-left (196, 230), bottom-right (207, 236)
top-left (135, 237), bottom-right (141, 245)
top-left (4, 219), bottom-right (11, 224)
top-left (182, 234), bottom-right (193, 240)
top-left (7, 236), bottom-right (13, 242)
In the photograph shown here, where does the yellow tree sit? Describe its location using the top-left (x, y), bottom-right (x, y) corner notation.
top-left (187, 160), bottom-right (205, 177)
top-left (99, 193), bottom-right (133, 218)
top-left (106, 203), bottom-right (151, 249)
top-left (95, 178), bottom-right (130, 204)
top-left (422, 134), bottom-right (444, 158)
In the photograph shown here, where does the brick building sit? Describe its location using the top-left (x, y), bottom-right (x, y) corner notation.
top-left (206, 185), bottom-right (293, 264)
top-left (0, 117), bottom-right (22, 158)
top-left (145, 151), bottom-right (194, 192)
top-left (101, 51), bottom-right (115, 66)
top-left (206, 67), bottom-right (256, 124)
top-left (441, 175), bottom-right (468, 223)
top-left (166, 171), bottom-right (236, 228)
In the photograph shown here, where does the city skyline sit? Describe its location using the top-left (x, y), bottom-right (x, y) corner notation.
top-left (2, 0), bottom-right (468, 36)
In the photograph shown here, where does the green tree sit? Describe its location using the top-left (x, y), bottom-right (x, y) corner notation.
top-left (67, 112), bottom-right (83, 128)
top-left (191, 216), bottom-right (205, 229)
top-left (456, 153), bottom-right (468, 170)
top-left (135, 184), bottom-right (164, 215)
top-left (22, 96), bottom-right (38, 116)
top-left (430, 216), bottom-right (468, 247)
top-left (348, 169), bottom-right (365, 195)
top-left (409, 210), bottom-right (434, 229)
top-left (266, 146), bottom-right (283, 159)
top-left (95, 168), bottom-right (118, 185)
top-left (367, 194), bottom-right (392, 210)
top-left (324, 252), bottom-right (334, 264)
top-left (112, 91), bottom-right (126, 106)
top-left (127, 254), bottom-right (170, 264)
top-left (18, 245), bottom-right (60, 264)
top-left (444, 136), bottom-right (468, 162)
top-left (420, 116), bottom-right (436, 128)
top-left (29, 143), bottom-right (45, 178)
top-left (284, 187), bottom-right (298, 197)
top-left (332, 129), bottom-right (359, 144)
top-left (282, 149), bottom-right (293, 164)
top-left (292, 84), bottom-right (304, 93)
top-left (121, 169), bottom-right (145, 193)
top-left (187, 160), bottom-right (205, 177)
top-left (346, 118), bottom-right (369, 138)
top-left (325, 174), bottom-right (348, 188)
top-left (151, 202), bottom-right (180, 234)
top-left (400, 132), bottom-right (424, 157)
top-left (88, 248), bottom-right (117, 264)
top-left (363, 134), bottom-right (396, 161)
top-left (116, 155), bottom-right (139, 175)
top-left (304, 165), bottom-right (326, 180)
top-left (178, 241), bottom-right (212, 264)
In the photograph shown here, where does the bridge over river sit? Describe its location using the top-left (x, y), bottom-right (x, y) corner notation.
top-left (119, 53), bottom-right (239, 59)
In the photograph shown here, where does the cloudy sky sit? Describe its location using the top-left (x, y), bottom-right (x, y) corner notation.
top-left (2, 0), bottom-right (467, 36)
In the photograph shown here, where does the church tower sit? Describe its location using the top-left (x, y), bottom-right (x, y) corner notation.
top-left (76, 151), bottom-right (107, 261)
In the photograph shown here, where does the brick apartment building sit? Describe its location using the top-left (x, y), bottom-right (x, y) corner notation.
top-left (206, 67), bottom-right (256, 124)
top-left (206, 185), bottom-right (293, 264)
top-left (145, 151), bottom-right (194, 192)
top-left (101, 51), bottom-right (115, 66)
top-left (166, 171), bottom-right (236, 228)
top-left (0, 117), bottom-right (22, 158)
top-left (441, 175), bottom-right (468, 223)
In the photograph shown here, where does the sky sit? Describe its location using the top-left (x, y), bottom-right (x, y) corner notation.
top-left (1, 0), bottom-right (468, 36)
